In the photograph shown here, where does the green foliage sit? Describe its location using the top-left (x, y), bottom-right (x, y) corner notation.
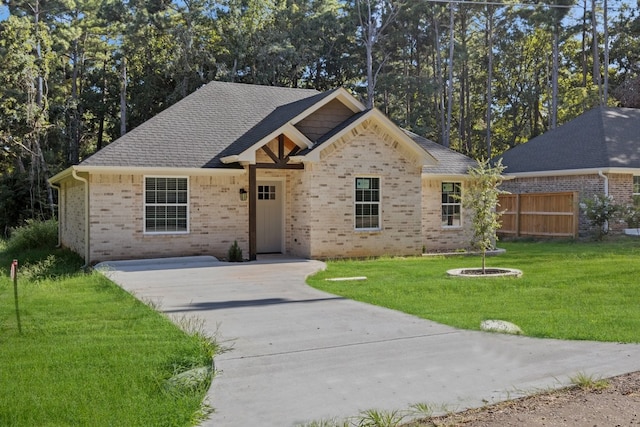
top-left (462, 158), bottom-right (507, 272)
top-left (0, 244), bottom-right (215, 426)
top-left (0, 172), bottom-right (33, 237)
top-left (227, 240), bottom-right (243, 262)
top-left (6, 219), bottom-right (58, 252)
top-left (580, 194), bottom-right (619, 238)
top-left (621, 204), bottom-right (640, 228)
top-left (569, 372), bottom-right (610, 391)
top-left (308, 240), bottom-right (640, 343)
top-left (355, 409), bottom-right (405, 427)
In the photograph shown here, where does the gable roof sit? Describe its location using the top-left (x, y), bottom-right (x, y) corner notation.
top-left (80, 82), bottom-right (336, 169)
top-left (497, 107), bottom-right (640, 174)
top-left (65, 81), bottom-right (473, 179)
top-left (404, 130), bottom-right (477, 176)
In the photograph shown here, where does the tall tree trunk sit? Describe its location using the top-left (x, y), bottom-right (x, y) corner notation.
top-left (603, 0), bottom-right (609, 104)
top-left (592, 0), bottom-right (602, 103)
top-left (434, 12), bottom-right (445, 145)
top-left (69, 38), bottom-right (80, 165)
top-left (551, 24), bottom-right (559, 129)
top-left (120, 57), bottom-right (127, 136)
top-left (581, 0), bottom-right (588, 87)
top-left (97, 54), bottom-right (108, 151)
top-left (445, 3), bottom-right (454, 149)
top-left (485, 7), bottom-right (494, 159)
top-left (32, 0), bottom-right (55, 218)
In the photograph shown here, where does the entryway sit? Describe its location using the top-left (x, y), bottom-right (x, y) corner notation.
top-left (256, 180), bottom-right (283, 253)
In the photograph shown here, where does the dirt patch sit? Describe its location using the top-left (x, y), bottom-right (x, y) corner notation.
top-left (409, 371), bottom-right (640, 426)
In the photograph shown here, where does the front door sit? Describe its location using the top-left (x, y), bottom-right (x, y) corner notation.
top-left (256, 181), bottom-right (283, 253)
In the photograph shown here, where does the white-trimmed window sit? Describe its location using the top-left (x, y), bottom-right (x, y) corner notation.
top-left (355, 177), bottom-right (380, 230)
top-left (634, 176), bottom-right (640, 206)
top-left (442, 182), bottom-right (461, 227)
top-left (144, 177), bottom-right (189, 233)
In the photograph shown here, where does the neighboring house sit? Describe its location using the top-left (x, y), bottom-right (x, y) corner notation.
top-left (49, 81), bottom-right (475, 263)
top-left (497, 106), bottom-right (640, 235)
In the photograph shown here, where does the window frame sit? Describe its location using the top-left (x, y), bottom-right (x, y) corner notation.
top-left (633, 176), bottom-right (640, 206)
top-left (441, 181), bottom-right (462, 228)
top-left (143, 176), bottom-right (190, 235)
top-left (354, 176), bottom-right (382, 231)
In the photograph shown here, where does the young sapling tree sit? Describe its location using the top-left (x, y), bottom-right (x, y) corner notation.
top-left (461, 158), bottom-right (507, 273)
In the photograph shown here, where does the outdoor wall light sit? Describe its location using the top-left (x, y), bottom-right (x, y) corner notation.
top-left (239, 188), bottom-right (248, 201)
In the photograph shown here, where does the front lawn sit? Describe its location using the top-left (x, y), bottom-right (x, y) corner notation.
top-left (307, 239), bottom-right (640, 343)
top-left (0, 242), bottom-right (215, 426)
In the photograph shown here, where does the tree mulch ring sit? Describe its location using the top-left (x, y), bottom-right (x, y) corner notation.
top-left (447, 268), bottom-right (523, 278)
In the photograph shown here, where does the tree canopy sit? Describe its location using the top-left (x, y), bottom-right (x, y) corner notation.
top-left (1, 0), bottom-right (638, 233)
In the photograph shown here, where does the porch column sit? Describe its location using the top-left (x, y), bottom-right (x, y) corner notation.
top-left (249, 164), bottom-right (257, 261)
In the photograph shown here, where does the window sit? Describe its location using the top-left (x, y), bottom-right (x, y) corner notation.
top-left (441, 182), bottom-right (461, 227)
top-left (144, 177), bottom-right (188, 233)
top-left (258, 185), bottom-right (276, 200)
top-left (355, 177), bottom-right (380, 230)
top-left (634, 176), bottom-right (640, 206)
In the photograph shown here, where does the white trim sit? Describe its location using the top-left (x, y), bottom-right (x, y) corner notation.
top-left (294, 109), bottom-right (436, 165)
top-left (289, 88), bottom-right (365, 125)
top-left (221, 124), bottom-right (313, 165)
top-left (50, 165), bottom-right (245, 184)
top-left (504, 167), bottom-right (640, 178)
top-left (441, 181), bottom-right (462, 229)
top-left (143, 176), bottom-right (190, 235)
top-left (354, 176), bottom-right (382, 231)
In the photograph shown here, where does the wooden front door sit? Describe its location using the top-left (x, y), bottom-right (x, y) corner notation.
top-left (256, 181), bottom-right (283, 253)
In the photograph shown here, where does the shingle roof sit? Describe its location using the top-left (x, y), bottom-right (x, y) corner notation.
top-left (404, 130), bottom-right (477, 175)
top-left (81, 81), bottom-right (334, 168)
top-left (496, 107), bottom-right (640, 174)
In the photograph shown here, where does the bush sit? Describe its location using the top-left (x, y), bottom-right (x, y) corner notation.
top-left (227, 240), bottom-right (243, 262)
top-left (580, 194), bottom-right (619, 238)
top-left (6, 219), bottom-right (58, 252)
top-left (621, 205), bottom-right (640, 228)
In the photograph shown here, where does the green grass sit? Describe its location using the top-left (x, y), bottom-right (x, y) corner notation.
top-left (0, 241), bottom-right (215, 426)
top-left (307, 238), bottom-right (640, 343)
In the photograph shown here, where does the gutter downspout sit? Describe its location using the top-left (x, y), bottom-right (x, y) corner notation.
top-left (71, 169), bottom-right (90, 269)
top-left (598, 170), bottom-right (609, 233)
top-left (49, 183), bottom-right (62, 248)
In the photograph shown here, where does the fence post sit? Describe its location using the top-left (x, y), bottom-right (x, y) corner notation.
top-left (515, 194), bottom-right (521, 237)
top-left (11, 259), bottom-right (22, 334)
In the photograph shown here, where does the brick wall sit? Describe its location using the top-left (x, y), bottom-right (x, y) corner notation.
top-left (305, 126), bottom-right (424, 258)
top-left (500, 173), bottom-right (634, 235)
top-left (422, 178), bottom-right (472, 251)
top-left (60, 176), bottom-right (86, 257)
top-left (87, 173), bottom-right (249, 262)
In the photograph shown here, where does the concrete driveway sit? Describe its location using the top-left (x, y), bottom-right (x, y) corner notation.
top-left (99, 256), bottom-right (640, 426)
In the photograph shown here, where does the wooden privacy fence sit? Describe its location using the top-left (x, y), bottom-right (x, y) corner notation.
top-left (498, 192), bottom-right (579, 238)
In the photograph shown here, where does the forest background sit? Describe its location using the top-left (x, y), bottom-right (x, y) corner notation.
top-left (1, 0), bottom-right (639, 235)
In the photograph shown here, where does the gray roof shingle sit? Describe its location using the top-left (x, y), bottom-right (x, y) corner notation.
top-left (81, 81), bottom-right (333, 168)
top-left (497, 107), bottom-right (640, 174)
top-left (404, 130), bottom-right (477, 175)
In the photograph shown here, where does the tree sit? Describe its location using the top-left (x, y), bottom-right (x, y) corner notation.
top-left (462, 158), bottom-right (506, 274)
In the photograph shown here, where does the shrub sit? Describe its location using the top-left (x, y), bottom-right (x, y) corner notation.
top-left (227, 240), bottom-right (243, 262)
top-left (621, 205), bottom-right (640, 228)
top-left (6, 219), bottom-right (58, 252)
top-left (580, 194), bottom-right (619, 238)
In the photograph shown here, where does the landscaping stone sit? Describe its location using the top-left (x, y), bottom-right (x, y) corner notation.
top-left (480, 320), bottom-right (523, 335)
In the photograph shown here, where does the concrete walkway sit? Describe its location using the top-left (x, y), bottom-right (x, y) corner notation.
top-left (98, 256), bottom-right (640, 427)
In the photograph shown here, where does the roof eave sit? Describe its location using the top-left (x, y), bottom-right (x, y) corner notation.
top-left (505, 167), bottom-right (640, 178)
top-left (50, 165), bottom-right (246, 183)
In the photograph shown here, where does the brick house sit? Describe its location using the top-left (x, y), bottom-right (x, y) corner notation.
top-left (49, 81), bottom-right (475, 263)
top-left (497, 106), bottom-right (640, 235)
